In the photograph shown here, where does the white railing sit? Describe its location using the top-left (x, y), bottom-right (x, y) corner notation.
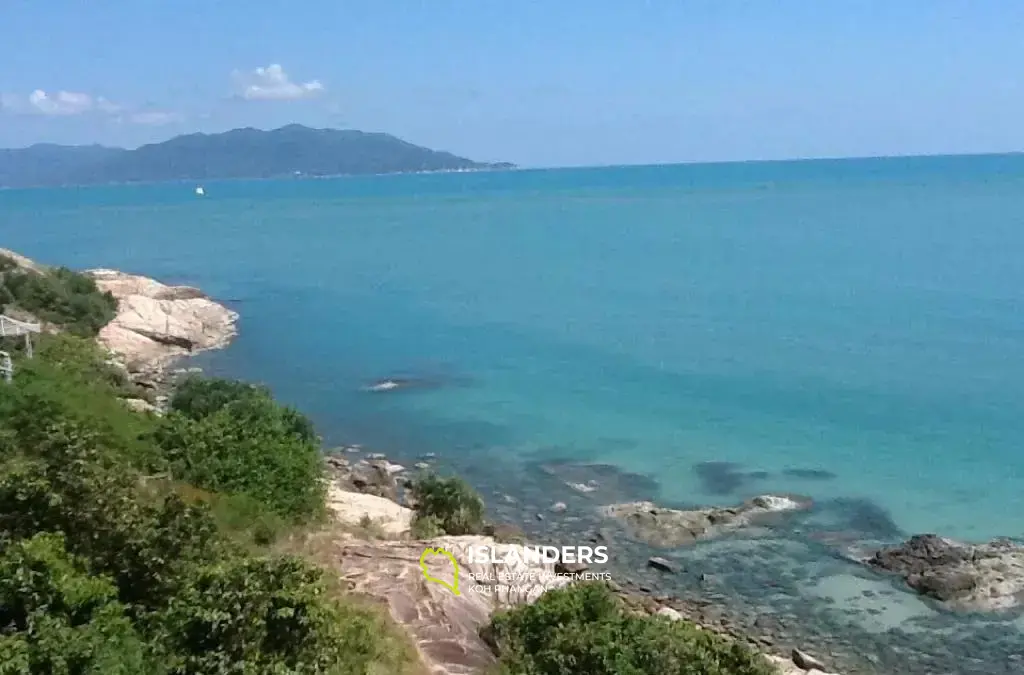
top-left (0, 314), bottom-right (42, 371)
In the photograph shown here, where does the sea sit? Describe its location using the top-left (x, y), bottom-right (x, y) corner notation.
top-left (2, 155), bottom-right (1023, 673)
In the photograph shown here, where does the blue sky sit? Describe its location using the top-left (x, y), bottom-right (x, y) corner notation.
top-left (1, 1), bottom-right (1022, 167)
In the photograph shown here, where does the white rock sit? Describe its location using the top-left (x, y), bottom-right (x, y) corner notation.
top-left (656, 606), bottom-right (683, 621)
top-left (326, 485), bottom-right (414, 536)
top-left (87, 269), bottom-right (237, 373)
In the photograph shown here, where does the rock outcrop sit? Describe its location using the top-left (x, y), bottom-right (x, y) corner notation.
top-left (327, 486), bottom-right (414, 536)
top-left (865, 534), bottom-right (1024, 612)
top-left (332, 535), bottom-right (573, 675)
top-left (87, 269), bottom-right (237, 373)
top-left (601, 494), bottom-right (812, 548)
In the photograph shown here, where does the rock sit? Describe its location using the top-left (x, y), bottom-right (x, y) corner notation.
top-left (333, 535), bottom-right (573, 674)
top-left (121, 398), bottom-right (158, 414)
top-left (326, 485), bottom-right (414, 536)
top-left (567, 481), bottom-right (598, 493)
top-left (647, 557), bottom-right (678, 574)
top-left (535, 513), bottom-right (545, 521)
top-left (327, 458), bottom-right (400, 502)
top-left (656, 606), bottom-right (683, 621)
top-left (792, 648), bottom-right (827, 670)
top-left (550, 502), bottom-right (567, 513)
top-left (414, 462), bottom-right (430, 470)
top-left (87, 268), bottom-right (237, 373)
top-left (601, 494), bottom-right (812, 548)
top-left (865, 533), bottom-right (1024, 612)
top-left (366, 453), bottom-right (387, 460)
top-left (373, 460), bottom-right (405, 475)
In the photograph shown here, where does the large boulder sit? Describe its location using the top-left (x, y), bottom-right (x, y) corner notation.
top-left (866, 534), bottom-right (1024, 612)
top-left (87, 269), bottom-right (237, 372)
top-left (601, 494), bottom-right (812, 548)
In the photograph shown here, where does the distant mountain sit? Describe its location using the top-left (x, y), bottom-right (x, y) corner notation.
top-left (0, 125), bottom-right (512, 188)
top-left (0, 144), bottom-right (127, 188)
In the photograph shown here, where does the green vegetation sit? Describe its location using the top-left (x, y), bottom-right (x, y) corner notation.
top-left (158, 376), bottom-right (325, 522)
top-left (0, 125), bottom-right (514, 188)
top-left (486, 583), bottom-right (775, 675)
top-left (0, 334), bottom-right (420, 674)
top-left (0, 255), bottom-right (117, 336)
top-left (409, 472), bottom-right (486, 537)
top-left (0, 258), bottom-right (778, 675)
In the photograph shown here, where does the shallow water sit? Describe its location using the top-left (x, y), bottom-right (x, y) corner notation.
top-left (3, 155), bottom-right (1024, 672)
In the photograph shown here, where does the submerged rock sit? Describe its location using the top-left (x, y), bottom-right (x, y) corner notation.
top-left (600, 494), bottom-right (812, 548)
top-left (865, 534), bottom-right (1024, 612)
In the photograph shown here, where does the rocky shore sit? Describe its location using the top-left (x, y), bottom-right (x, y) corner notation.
top-left (320, 450), bottom-right (844, 675)
top-left (21, 249), bottom-right (1024, 674)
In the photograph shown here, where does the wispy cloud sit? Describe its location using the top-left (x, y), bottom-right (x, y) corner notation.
top-left (0, 88), bottom-right (182, 126)
top-left (232, 64), bottom-right (324, 101)
top-left (0, 89), bottom-right (119, 116)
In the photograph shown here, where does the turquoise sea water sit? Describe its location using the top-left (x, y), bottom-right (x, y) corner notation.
top-left (3, 156), bottom-right (1024, 671)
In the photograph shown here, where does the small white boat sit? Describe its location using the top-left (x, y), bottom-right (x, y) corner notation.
top-left (195, 186), bottom-right (205, 196)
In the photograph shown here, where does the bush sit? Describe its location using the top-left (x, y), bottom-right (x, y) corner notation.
top-left (0, 256), bottom-right (117, 337)
top-left (156, 398), bottom-right (326, 522)
top-left (0, 342), bottom-right (421, 674)
top-left (0, 533), bottom-right (153, 675)
top-left (487, 583), bottom-right (776, 675)
top-left (410, 473), bottom-right (486, 536)
top-left (170, 376), bottom-right (317, 443)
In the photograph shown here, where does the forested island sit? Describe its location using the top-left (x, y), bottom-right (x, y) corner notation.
top-left (0, 124), bottom-right (513, 188)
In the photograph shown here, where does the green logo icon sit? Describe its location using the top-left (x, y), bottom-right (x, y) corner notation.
top-left (420, 547), bottom-right (460, 595)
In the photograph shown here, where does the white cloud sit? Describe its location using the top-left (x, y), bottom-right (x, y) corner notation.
top-left (233, 63), bottom-right (324, 101)
top-left (0, 89), bottom-right (121, 116)
top-left (0, 89), bottom-right (182, 125)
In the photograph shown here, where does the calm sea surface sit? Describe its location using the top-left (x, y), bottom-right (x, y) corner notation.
top-left (3, 156), bottom-right (1024, 672)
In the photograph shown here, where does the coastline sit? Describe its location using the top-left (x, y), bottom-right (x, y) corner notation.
top-left (19, 250), bottom-right (1021, 674)
top-left (72, 259), bottom-right (844, 675)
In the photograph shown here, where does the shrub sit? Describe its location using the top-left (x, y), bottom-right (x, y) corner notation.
top-left (0, 533), bottom-right (153, 675)
top-left (156, 398), bottom-right (326, 523)
top-left (487, 583), bottom-right (776, 675)
top-left (170, 375), bottom-right (318, 443)
top-left (0, 256), bottom-right (117, 337)
top-left (410, 473), bottom-right (486, 536)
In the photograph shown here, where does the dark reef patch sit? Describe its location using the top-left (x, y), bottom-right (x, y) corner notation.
top-left (528, 457), bottom-right (661, 504)
top-left (818, 497), bottom-right (905, 541)
top-left (783, 468), bottom-right (838, 481)
top-left (692, 461), bottom-right (771, 496)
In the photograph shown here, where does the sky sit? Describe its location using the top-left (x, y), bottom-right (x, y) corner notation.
top-left (1, 1), bottom-right (1022, 167)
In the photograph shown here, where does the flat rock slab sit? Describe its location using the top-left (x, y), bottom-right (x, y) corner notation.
top-left (332, 535), bottom-right (572, 675)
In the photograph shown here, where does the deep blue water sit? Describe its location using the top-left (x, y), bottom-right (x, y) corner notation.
top-left (3, 156), bottom-right (1024, 671)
